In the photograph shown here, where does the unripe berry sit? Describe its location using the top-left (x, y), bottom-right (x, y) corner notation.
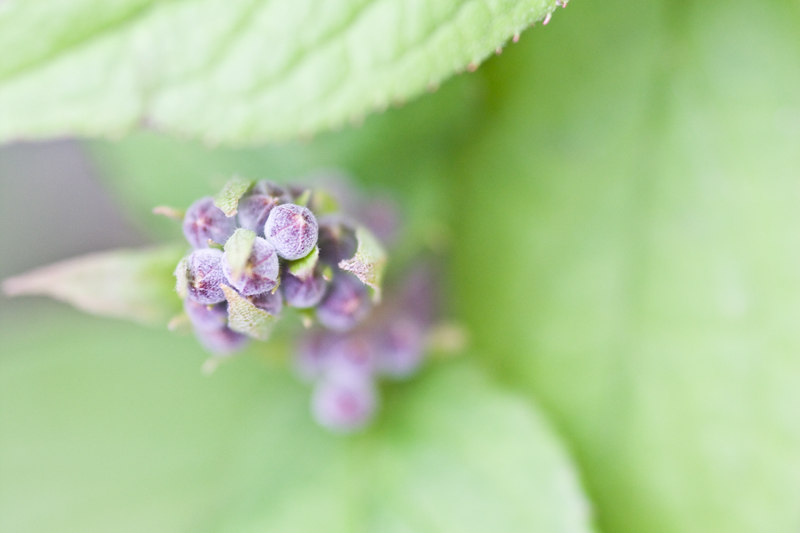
top-left (316, 274), bottom-right (371, 331)
top-left (264, 204), bottom-right (319, 260)
top-left (186, 249), bottom-right (226, 304)
top-left (374, 317), bottom-right (425, 378)
top-left (294, 330), bottom-right (335, 382)
top-left (250, 288), bottom-right (283, 316)
top-left (221, 237), bottom-right (279, 296)
top-left (311, 373), bottom-right (376, 432)
top-left (282, 271), bottom-right (327, 308)
top-left (195, 326), bottom-right (249, 355)
top-left (184, 299), bottom-right (228, 331)
top-left (183, 197), bottom-right (236, 249)
top-left (237, 194), bottom-right (279, 235)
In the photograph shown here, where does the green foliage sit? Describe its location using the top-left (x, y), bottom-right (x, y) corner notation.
top-left (0, 311), bottom-right (591, 532)
top-left (288, 246), bottom-right (319, 281)
top-left (339, 226), bottom-right (387, 301)
top-left (222, 284), bottom-right (278, 341)
top-left (3, 0), bottom-right (800, 531)
top-left (0, 0), bottom-right (556, 144)
top-left (2, 245), bottom-right (184, 325)
top-left (223, 228), bottom-right (257, 280)
top-left (215, 177), bottom-right (253, 217)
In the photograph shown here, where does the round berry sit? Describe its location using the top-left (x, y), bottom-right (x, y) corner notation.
top-left (237, 194), bottom-right (280, 235)
top-left (264, 204), bottom-right (319, 260)
top-left (250, 289), bottom-right (283, 317)
top-left (317, 221), bottom-right (357, 266)
top-left (186, 249), bottom-right (226, 304)
top-left (184, 299), bottom-right (228, 331)
top-left (221, 237), bottom-right (279, 296)
top-left (282, 271), bottom-right (327, 308)
top-left (182, 197), bottom-right (236, 249)
top-left (195, 327), bottom-right (249, 355)
top-left (325, 334), bottom-right (375, 378)
top-left (311, 373), bottom-right (376, 432)
top-left (374, 317), bottom-right (425, 378)
top-left (294, 330), bottom-right (336, 382)
top-left (316, 274), bottom-right (371, 331)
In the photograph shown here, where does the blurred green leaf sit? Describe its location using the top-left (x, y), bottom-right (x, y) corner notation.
top-left (0, 0), bottom-right (555, 144)
top-left (452, 0), bottom-right (800, 532)
top-left (288, 246), bottom-right (319, 281)
top-left (2, 245), bottom-right (184, 325)
top-left (0, 309), bottom-right (592, 533)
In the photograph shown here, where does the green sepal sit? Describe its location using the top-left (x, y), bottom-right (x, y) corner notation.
top-left (2, 245), bottom-right (185, 326)
top-left (338, 226), bottom-right (387, 302)
top-left (174, 256), bottom-right (189, 299)
top-left (223, 228), bottom-right (256, 281)
top-left (294, 189), bottom-right (312, 207)
top-left (221, 284), bottom-right (277, 341)
top-left (214, 176), bottom-right (253, 217)
top-left (309, 189), bottom-right (340, 216)
top-left (288, 246), bottom-right (319, 281)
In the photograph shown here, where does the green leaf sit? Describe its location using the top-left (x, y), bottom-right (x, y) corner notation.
top-left (214, 176), bottom-right (252, 217)
top-left (453, 0), bottom-right (800, 532)
top-left (0, 0), bottom-right (557, 144)
top-left (2, 245), bottom-right (184, 325)
top-left (0, 308), bottom-right (593, 532)
top-left (288, 245), bottom-right (319, 281)
top-left (338, 225), bottom-right (387, 301)
top-left (222, 228), bottom-right (256, 281)
top-left (222, 284), bottom-right (277, 341)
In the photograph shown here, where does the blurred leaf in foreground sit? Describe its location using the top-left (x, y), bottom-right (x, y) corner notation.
top-left (0, 0), bottom-right (555, 144)
top-left (453, 0), bottom-right (800, 532)
top-left (0, 309), bottom-right (592, 533)
top-left (2, 245), bottom-right (184, 325)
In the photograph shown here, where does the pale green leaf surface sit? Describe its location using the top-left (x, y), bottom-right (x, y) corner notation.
top-left (288, 245), bottom-right (319, 281)
top-left (2, 245), bottom-right (184, 325)
top-left (0, 308), bottom-right (592, 533)
top-left (452, 0), bottom-right (800, 532)
top-left (0, 0), bottom-right (555, 144)
top-left (222, 283), bottom-right (277, 341)
top-left (339, 225), bottom-right (387, 300)
top-left (223, 228), bottom-right (256, 280)
top-left (215, 177), bottom-right (253, 217)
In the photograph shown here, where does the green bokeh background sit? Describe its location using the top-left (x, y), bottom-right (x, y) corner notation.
top-left (3, 0), bottom-right (800, 531)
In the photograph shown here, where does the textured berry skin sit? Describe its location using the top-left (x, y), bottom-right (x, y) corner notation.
top-left (311, 373), bottom-right (376, 432)
top-left (195, 327), bottom-right (249, 355)
top-left (186, 249), bottom-right (226, 304)
top-left (317, 221), bottom-right (357, 266)
top-left (184, 299), bottom-right (228, 331)
top-left (282, 271), bottom-right (327, 308)
top-left (250, 288), bottom-right (283, 316)
top-left (316, 274), bottom-right (371, 331)
top-left (183, 197), bottom-right (237, 249)
top-left (221, 237), bottom-right (279, 296)
top-left (264, 204), bottom-right (319, 260)
top-left (374, 317), bottom-right (425, 378)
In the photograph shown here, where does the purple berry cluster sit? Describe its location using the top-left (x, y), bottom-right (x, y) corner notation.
top-left (174, 178), bottom-right (437, 432)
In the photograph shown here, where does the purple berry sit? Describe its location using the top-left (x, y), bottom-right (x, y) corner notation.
top-left (182, 197), bottom-right (236, 249)
top-left (282, 271), bottom-right (327, 308)
top-left (374, 317), bottom-right (425, 378)
top-left (195, 326), bottom-right (249, 355)
top-left (311, 373), bottom-right (376, 432)
top-left (250, 289), bottom-right (283, 316)
top-left (184, 299), bottom-right (228, 331)
top-left (325, 334), bottom-right (375, 378)
top-left (317, 220), bottom-right (357, 266)
top-left (264, 204), bottom-right (319, 260)
top-left (186, 249), bottom-right (226, 304)
top-left (221, 237), bottom-right (279, 296)
top-left (294, 330), bottom-right (335, 382)
top-left (316, 274), bottom-right (371, 331)
top-left (237, 194), bottom-right (279, 235)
